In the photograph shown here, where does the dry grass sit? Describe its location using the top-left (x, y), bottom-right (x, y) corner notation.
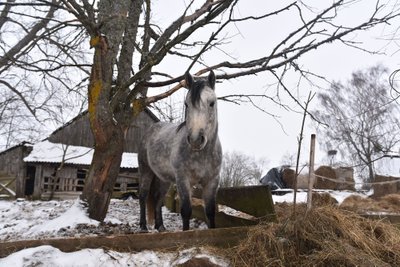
top-left (222, 203), bottom-right (400, 267)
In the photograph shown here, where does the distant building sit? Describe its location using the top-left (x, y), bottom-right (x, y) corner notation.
top-left (373, 154), bottom-right (400, 198)
top-left (0, 109), bottom-right (158, 199)
top-left (375, 154), bottom-right (400, 178)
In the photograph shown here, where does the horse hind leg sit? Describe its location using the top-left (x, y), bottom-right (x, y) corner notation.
top-left (138, 165), bottom-right (155, 232)
top-left (153, 179), bottom-right (171, 232)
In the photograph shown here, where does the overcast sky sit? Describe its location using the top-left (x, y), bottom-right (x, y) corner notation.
top-left (145, 1), bottom-right (400, 172)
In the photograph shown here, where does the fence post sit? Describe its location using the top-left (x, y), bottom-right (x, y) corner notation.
top-left (307, 134), bottom-right (316, 213)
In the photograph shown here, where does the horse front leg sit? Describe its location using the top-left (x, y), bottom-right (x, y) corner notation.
top-left (202, 178), bottom-right (219, 229)
top-left (176, 178), bottom-right (192, 231)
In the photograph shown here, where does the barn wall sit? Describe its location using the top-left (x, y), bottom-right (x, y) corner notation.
top-left (29, 163), bottom-right (139, 199)
top-left (125, 110), bottom-right (157, 152)
top-left (47, 113), bottom-right (95, 149)
top-left (48, 110), bottom-right (157, 152)
top-left (0, 144), bottom-right (32, 197)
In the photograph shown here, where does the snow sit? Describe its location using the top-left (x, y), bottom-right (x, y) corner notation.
top-left (24, 140), bottom-right (138, 168)
top-left (0, 198), bottom-right (220, 267)
top-left (0, 190), bottom-right (370, 266)
top-left (271, 189), bottom-right (370, 204)
top-left (0, 246), bottom-right (228, 267)
top-left (27, 200), bottom-right (99, 235)
top-left (0, 198), bottom-right (206, 242)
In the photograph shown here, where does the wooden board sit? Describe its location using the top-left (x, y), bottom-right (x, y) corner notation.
top-left (167, 185), bottom-right (277, 225)
top-left (0, 226), bottom-right (250, 258)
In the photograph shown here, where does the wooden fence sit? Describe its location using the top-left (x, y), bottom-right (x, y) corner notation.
top-left (43, 176), bottom-right (85, 192)
top-left (0, 174), bottom-right (16, 199)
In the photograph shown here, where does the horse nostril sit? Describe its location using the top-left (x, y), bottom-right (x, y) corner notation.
top-left (187, 135), bottom-right (191, 145)
top-left (200, 135), bottom-right (205, 144)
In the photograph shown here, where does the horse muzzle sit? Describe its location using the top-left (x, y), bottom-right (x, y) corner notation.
top-left (187, 132), bottom-right (207, 151)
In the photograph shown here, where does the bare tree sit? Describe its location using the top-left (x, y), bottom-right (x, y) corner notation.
top-left (151, 92), bottom-right (185, 123)
top-left (0, 0), bottom-right (88, 149)
top-left (314, 65), bottom-right (400, 182)
top-left (2, 0), bottom-right (400, 220)
top-left (220, 151), bottom-right (265, 187)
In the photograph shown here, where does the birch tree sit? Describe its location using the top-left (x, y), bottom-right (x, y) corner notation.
top-left (315, 65), bottom-right (400, 182)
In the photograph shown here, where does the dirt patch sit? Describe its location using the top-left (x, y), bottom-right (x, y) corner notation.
top-left (223, 203), bottom-right (400, 266)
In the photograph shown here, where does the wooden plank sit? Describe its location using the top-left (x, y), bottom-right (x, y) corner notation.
top-left (0, 226), bottom-right (251, 258)
top-left (215, 185), bottom-right (276, 219)
top-left (41, 191), bottom-right (82, 200)
top-left (191, 202), bottom-right (258, 228)
top-left (0, 177), bottom-right (17, 181)
top-left (0, 181), bottom-right (16, 197)
top-left (168, 185), bottom-right (276, 226)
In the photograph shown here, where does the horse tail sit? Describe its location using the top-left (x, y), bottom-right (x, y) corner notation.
top-left (147, 177), bottom-right (156, 225)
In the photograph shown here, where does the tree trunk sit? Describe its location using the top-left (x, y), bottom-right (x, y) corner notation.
top-left (82, 132), bottom-right (125, 221)
top-left (80, 34), bottom-right (126, 221)
top-left (367, 161), bottom-right (375, 184)
top-left (80, 0), bottom-right (139, 221)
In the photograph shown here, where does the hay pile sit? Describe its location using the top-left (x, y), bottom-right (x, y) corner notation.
top-left (314, 166), bottom-right (337, 190)
top-left (373, 175), bottom-right (400, 198)
top-left (341, 194), bottom-right (400, 214)
top-left (224, 204), bottom-right (400, 266)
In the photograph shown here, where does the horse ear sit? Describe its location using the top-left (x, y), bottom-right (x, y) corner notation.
top-left (185, 72), bottom-right (193, 89)
top-left (208, 70), bottom-right (216, 89)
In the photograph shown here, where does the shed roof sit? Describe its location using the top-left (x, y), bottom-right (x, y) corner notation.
top-left (24, 140), bottom-right (138, 169)
top-left (49, 108), bottom-right (159, 138)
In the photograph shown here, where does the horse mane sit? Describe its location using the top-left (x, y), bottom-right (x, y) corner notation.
top-left (190, 79), bottom-right (207, 106)
top-left (176, 73), bottom-right (215, 133)
top-left (176, 121), bottom-right (186, 133)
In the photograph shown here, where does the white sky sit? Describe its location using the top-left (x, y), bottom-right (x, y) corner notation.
top-left (148, 1), bottom-right (400, 171)
top-left (3, 1), bottom-right (398, 175)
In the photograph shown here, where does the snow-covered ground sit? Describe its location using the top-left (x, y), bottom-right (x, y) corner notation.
top-left (1, 245), bottom-right (228, 267)
top-left (0, 198), bottom-right (218, 266)
top-left (0, 198), bottom-right (207, 242)
top-left (0, 190), bottom-right (368, 266)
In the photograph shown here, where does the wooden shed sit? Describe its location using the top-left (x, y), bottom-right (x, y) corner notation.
top-left (0, 109), bottom-right (158, 199)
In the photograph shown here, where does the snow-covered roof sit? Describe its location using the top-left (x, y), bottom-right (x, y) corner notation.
top-left (24, 140), bottom-right (138, 169)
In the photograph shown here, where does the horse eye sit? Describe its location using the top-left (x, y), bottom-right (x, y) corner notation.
top-left (209, 101), bottom-right (215, 107)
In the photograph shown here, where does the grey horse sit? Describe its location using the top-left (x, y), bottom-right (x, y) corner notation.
top-left (138, 70), bottom-right (222, 231)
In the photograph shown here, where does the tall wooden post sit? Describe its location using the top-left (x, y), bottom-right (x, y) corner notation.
top-left (307, 134), bottom-right (316, 213)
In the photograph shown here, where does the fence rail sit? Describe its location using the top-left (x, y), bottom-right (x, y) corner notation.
top-left (43, 176), bottom-right (84, 192)
top-left (42, 176), bottom-right (139, 193)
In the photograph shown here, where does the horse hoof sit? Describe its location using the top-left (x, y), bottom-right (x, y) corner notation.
top-left (139, 227), bottom-right (149, 233)
top-left (157, 225), bottom-right (166, 232)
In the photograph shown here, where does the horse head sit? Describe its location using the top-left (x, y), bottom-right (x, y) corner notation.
top-left (184, 71), bottom-right (217, 151)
